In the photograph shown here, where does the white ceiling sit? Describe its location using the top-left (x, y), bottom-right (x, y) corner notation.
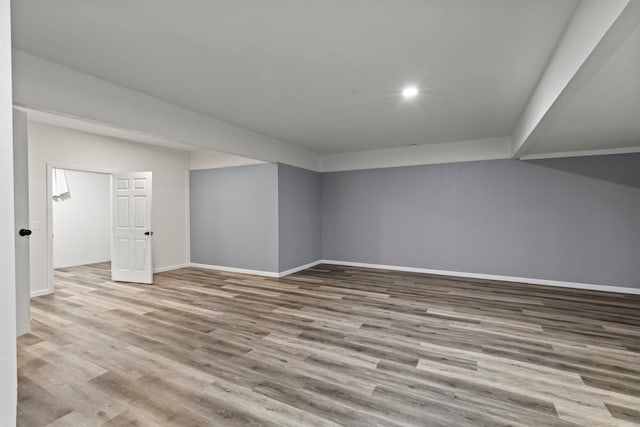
top-left (527, 26), bottom-right (640, 155)
top-left (12, 0), bottom-right (579, 155)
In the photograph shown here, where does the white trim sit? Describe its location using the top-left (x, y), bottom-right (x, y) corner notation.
top-left (154, 264), bottom-right (190, 273)
top-left (278, 260), bottom-right (323, 277)
top-left (520, 146), bottom-right (640, 160)
top-left (30, 289), bottom-right (53, 298)
top-left (184, 170), bottom-right (191, 267)
top-left (45, 164), bottom-right (55, 296)
top-left (189, 263), bottom-right (280, 278)
top-left (185, 259), bottom-right (640, 295)
top-left (189, 260), bottom-right (323, 278)
top-left (321, 260), bottom-right (640, 295)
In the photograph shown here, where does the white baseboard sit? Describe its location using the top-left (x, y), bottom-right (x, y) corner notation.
top-left (189, 263), bottom-right (280, 278)
top-left (278, 260), bottom-right (323, 277)
top-left (183, 259), bottom-right (639, 295)
top-left (30, 289), bottom-right (53, 298)
top-left (188, 260), bottom-right (323, 278)
top-left (154, 263), bottom-right (190, 273)
top-left (321, 260), bottom-right (640, 295)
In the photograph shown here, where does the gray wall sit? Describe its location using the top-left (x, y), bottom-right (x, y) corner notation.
top-left (321, 157), bottom-right (640, 289)
top-left (278, 164), bottom-right (321, 272)
top-left (190, 164), bottom-right (278, 272)
top-left (190, 155), bottom-right (640, 289)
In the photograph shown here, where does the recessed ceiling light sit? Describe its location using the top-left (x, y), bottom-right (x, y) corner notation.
top-left (401, 86), bottom-right (419, 99)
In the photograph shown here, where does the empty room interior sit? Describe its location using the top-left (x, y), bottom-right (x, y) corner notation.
top-left (1, 0), bottom-right (640, 426)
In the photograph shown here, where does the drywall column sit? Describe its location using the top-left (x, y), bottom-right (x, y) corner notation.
top-left (190, 164), bottom-right (279, 273)
top-left (0, 0), bottom-right (18, 421)
top-left (278, 164), bottom-right (321, 272)
top-left (190, 163), bottom-right (322, 275)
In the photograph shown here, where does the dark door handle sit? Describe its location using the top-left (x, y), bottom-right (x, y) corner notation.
top-left (19, 229), bottom-right (32, 237)
top-left (144, 231), bottom-right (154, 236)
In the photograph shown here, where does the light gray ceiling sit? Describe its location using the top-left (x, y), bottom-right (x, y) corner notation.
top-left (12, 0), bottom-right (579, 154)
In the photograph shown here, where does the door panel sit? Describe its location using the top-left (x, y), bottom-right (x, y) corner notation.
top-left (111, 172), bottom-right (153, 284)
top-left (134, 239), bottom-right (147, 270)
top-left (13, 109), bottom-right (30, 336)
top-left (117, 196), bottom-right (129, 226)
top-left (133, 196), bottom-right (146, 227)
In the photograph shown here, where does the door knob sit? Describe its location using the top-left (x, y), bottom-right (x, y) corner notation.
top-left (144, 231), bottom-right (154, 236)
top-left (19, 229), bottom-right (32, 236)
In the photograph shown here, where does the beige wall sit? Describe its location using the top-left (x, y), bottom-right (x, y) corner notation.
top-left (28, 121), bottom-right (190, 295)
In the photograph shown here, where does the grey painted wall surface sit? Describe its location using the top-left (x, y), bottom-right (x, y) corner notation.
top-left (321, 158), bottom-right (640, 289)
top-left (278, 164), bottom-right (321, 271)
top-left (529, 153), bottom-right (640, 189)
top-left (190, 164), bottom-right (278, 272)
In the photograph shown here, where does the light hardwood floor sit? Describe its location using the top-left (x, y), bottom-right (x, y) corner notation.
top-left (17, 263), bottom-right (640, 426)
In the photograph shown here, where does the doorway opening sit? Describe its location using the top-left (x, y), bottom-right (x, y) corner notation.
top-left (48, 166), bottom-right (112, 293)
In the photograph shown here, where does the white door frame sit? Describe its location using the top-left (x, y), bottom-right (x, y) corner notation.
top-left (45, 163), bottom-right (117, 295)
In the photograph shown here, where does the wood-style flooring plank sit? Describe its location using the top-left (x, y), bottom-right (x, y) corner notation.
top-left (17, 262), bottom-right (640, 426)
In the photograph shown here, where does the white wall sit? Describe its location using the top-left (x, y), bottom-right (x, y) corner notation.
top-left (0, 0), bottom-right (17, 421)
top-left (28, 121), bottom-right (190, 295)
top-left (52, 169), bottom-right (110, 268)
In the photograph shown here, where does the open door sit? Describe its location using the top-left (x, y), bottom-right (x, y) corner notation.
top-left (13, 109), bottom-right (30, 336)
top-left (111, 172), bottom-right (153, 284)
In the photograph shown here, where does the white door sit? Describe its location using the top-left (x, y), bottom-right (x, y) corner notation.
top-left (111, 172), bottom-right (153, 284)
top-left (13, 108), bottom-right (30, 336)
